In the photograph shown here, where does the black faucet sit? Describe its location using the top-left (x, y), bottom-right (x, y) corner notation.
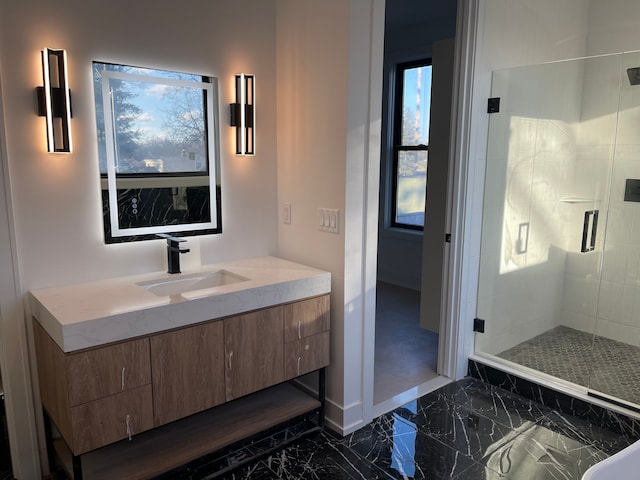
top-left (156, 234), bottom-right (190, 274)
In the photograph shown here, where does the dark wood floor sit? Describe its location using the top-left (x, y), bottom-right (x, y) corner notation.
top-left (374, 281), bottom-right (439, 404)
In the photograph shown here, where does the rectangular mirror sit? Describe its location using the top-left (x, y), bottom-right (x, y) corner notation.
top-left (93, 62), bottom-right (222, 243)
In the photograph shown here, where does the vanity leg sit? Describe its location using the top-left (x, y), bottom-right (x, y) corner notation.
top-left (42, 410), bottom-right (56, 474)
top-left (72, 454), bottom-right (83, 480)
top-left (318, 367), bottom-right (326, 428)
top-left (43, 409), bottom-right (82, 479)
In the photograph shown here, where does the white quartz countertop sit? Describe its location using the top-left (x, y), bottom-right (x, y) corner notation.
top-left (30, 256), bottom-right (331, 353)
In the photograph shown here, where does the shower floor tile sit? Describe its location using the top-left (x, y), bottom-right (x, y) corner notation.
top-left (497, 325), bottom-right (640, 406)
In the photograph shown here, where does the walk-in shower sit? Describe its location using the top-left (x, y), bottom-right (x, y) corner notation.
top-left (475, 50), bottom-right (640, 410)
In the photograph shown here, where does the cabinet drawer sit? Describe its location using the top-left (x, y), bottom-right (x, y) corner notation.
top-left (284, 331), bottom-right (330, 379)
top-left (70, 385), bottom-right (153, 455)
top-left (66, 338), bottom-right (151, 406)
top-left (283, 295), bottom-right (330, 342)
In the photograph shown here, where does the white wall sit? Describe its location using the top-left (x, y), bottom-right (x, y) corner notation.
top-left (275, 0), bottom-right (348, 429)
top-left (276, 0), bottom-right (385, 433)
top-left (1, 0), bottom-right (279, 291)
top-left (586, 0), bottom-right (640, 56)
top-left (0, 0), bottom-right (278, 475)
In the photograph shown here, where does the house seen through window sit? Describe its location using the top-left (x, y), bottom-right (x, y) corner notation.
top-left (391, 60), bottom-right (432, 230)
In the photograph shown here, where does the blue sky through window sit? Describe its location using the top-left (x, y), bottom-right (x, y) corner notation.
top-left (402, 65), bottom-right (432, 146)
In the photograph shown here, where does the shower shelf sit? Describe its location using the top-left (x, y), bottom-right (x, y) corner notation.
top-left (560, 197), bottom-right (602, 204)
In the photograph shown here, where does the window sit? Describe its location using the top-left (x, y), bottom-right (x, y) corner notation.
top-left (391, 60), bottom-right (432, 230)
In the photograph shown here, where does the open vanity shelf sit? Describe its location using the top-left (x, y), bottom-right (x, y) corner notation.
top-left (51, 381), bottom-right (324, 479)
top-left (32, 283), bottom-right (330, 480)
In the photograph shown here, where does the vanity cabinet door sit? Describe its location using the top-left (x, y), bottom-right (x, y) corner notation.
top-left (284, 331), bottom-right (330, 379)
top-left (283, 295), bottom-right (330, 342)
top-left (151, 321), bottom-right (225, 427)
top-left (66, 338), bottom-right (151, 406)
top-left (224, 306), bottom-right (284, 401)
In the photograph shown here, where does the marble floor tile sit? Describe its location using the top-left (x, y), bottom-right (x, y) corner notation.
top-left (182, 433), bottom-right (396, 480)
top-left (206, 461), bottom-right (278, 480)
top-left (434, 377), bottom-right (553, 430)
top-left (469, 360), bottom-right (640, 436)
top-left (538, 410), bottom-right (636, 455)
top-left (247, 432), bottom-right (394, 480)
top-left (344, 410), bottom-right (477, 479)
top-left (394, 395), bottom-right (516, 461)
top-left (478, 428), bottom-right (599, 480)
top-left (146, 378), bottom-right (638, 480)
top-left (454, 462), bottom-right (513, 480)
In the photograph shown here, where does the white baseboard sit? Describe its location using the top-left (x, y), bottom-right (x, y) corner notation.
top-left (324, 397), bottom-right (368, 436)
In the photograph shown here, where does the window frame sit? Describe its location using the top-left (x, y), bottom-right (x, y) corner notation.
top-left (390, 58), bottom-right (432, 232)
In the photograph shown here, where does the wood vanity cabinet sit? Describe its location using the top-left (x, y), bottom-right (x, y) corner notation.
top-left (33, 293), bottom-right (330, 479)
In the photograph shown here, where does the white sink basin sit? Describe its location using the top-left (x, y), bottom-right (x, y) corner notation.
top-left (137, 270), bottom-right (249, 297)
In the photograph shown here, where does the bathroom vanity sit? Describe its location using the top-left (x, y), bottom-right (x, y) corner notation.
top-left (29, 257), bottom-right (331, 479)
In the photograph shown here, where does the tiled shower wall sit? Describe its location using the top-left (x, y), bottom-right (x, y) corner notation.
top-left (559, 54), bottom-right (620, 335)
top-left (561, 51), bottom-right (640, 349)
top-left (591, 52), bottom-right (640, 345)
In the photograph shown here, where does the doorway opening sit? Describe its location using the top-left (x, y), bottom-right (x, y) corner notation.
top-left (373, 1), bottom-right (458, 413)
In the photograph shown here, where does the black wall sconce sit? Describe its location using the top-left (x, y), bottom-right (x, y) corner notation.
top-left (36, 48), bottom-right (72, 153)
top-left (229, 74), bottom-right (254, 155)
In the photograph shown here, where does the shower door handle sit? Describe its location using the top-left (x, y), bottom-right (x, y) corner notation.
top-left (581, 210), bottom-right (599, 253)
top-left (516, 222), bottom-right (529, 254)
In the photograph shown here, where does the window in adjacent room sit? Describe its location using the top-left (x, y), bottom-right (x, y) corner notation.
top-left (391, 60), bottom-right (432, 230)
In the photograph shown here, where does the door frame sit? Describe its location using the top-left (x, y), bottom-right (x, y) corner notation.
top-left (438, 0), bottom-right (481, 380)
top-left (361, 0), bottom-right (481, 423)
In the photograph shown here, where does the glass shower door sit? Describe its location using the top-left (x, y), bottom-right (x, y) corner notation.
top-left (475, 54), bottom-right (621, 396)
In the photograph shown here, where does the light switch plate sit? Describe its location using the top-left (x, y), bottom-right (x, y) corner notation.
top-left (283, 203), bottom-right (291, 224)
top-left (318, 208), bottom-right (339, 233)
